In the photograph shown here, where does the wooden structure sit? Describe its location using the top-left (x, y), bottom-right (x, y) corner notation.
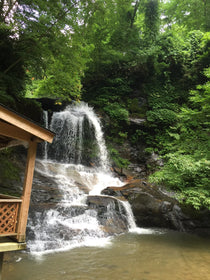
top-left (0, 104), bottom-right (54, 256)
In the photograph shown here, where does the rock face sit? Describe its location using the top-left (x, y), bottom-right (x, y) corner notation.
top-left (27, 187), bottom-right (130, 245)
top-left (102, 179), bottom-right (210, 235)
top-left (27, 168), bottom-right (130, 240)
top-left (86, 195), bottom-right (129, 234)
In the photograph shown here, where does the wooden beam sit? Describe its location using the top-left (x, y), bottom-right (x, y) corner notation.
top-left (0, 120), bottom-right (32, 143)
top-left (0, 105), bottom-right (54, 143)
top-left (16, 140), bottom-right (37, 243)
top-left (0, 253), bottom-right (3, 280)
top-left (0, 199), bottom-right (22, 203)
top-left (0, 238), bottom-right (26, 252)
top-left (0, 194), bottom-right (22, 200)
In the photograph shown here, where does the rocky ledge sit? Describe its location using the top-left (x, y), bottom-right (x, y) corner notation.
top-left (102, 179), bottom-right (210, 237)
top-left (87, 195), bottom-right (129, 234)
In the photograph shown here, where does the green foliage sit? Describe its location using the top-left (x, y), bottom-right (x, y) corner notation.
top-left (149, 68), bottom-right (210, 210)
top-left (147, 109), bottom-right (177, 126)
top-left (82, 0), bottom-right (141, 106)
top-left (108, 147), bottom-right (130, 170)
top-left (26, 70), bottom-right (82, 102)
top-left (130, 129), bottom-right (142, 145)
top-left (150, 155), bottom-right (210, 210)
top-left (86, 77), bottom-right (132, 108)
top-left (0, 0), bottom-right (92, 103)
top-left (150, 154), bottom-right (209, 188)
top-left (180, 67), bottom-right (210, 127)
top-left (147, 83), bottom-right (179, 108)
top-left (0, 149), bottom-right (20, 182)
top-left (180, 189), bottom-right (210, 210)
top-left (129, 98), bottom-right (140, 114)
top-left (144, 0), bottom-right (160, 43)
top-left (0, 24), bottom-right (26, 107)
top-left (118, 131), bottom-right (128, 140)
top-left (1, 0), bottom-right (209, 213)
top-left (128, 98), bottom-right (148, 118)
top-left (144, 147), bottom-right (158, 154)
top-left (160, 0), bottom-right (209, 32)
top-left (104, 103), bottom-right (129, 124)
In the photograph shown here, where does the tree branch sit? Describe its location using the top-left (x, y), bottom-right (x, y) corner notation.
top-left (3, 0), bottom-right (18, 22)
top-left (130, 0), bottom-right (140, 28)
top-left (4, 57), bottom-right (22, 74)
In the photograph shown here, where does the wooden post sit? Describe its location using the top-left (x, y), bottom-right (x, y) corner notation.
top-left (0, 253), bottom-right (3, 280)
top-left (17, 140), bottom-right (37, 243)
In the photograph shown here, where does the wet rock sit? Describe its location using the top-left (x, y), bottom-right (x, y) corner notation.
top-left (56, 205), bottom-right (88, 217)
top-left (74, 182), bottom-right (90, 194)
top-left (129, 118), bottom-right (146, 125)
top-left (146, 152), bottom-right (164, 168)
top-left (31, 174), bottom-right (62, 204)
top-left (86, 195), bottom-right (129, 235)
top-left (27, 203), bottom-right (89, 242)
top-left (102, 180), bottom-right (210, 235)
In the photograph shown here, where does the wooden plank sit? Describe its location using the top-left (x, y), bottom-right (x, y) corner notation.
top-left (0, 199), bottom-right (22, 203)
top-left (0, 234), bottom-right (17, 237)
top-left (0, 252), bottom-right (3, 280)
top-left (0, 238), bottom-right (26, 252)
top-left (0, 105), bottom-right (54, 143)
top-left (16, 140), bottom-right (37, 242)
top-left (0, 120), bottom-right (32, 143)
top-left (0, 194), bottom-right (22, 200)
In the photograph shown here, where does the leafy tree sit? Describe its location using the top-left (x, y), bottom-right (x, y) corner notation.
top-left (82, 0), bottom-right (141, 138)
top-left (1, 0), bottom-right (210, 213)
top-left (150, 68), bottom-right (210, 210)
top-left (161, 0), bottom-right (210, 32)
top-left (0, 0), bottom-right (92, 103)
top-left (0, 25), bottom-right (25, 107)
top-left (144, 0), bottom-right (160, 44)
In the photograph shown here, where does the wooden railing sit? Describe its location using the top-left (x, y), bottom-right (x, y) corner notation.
top-left (0, 194), bottom-right (22, 237)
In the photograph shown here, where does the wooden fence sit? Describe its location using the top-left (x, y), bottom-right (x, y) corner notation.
top-left (0, 195), bottom-right (22, 237)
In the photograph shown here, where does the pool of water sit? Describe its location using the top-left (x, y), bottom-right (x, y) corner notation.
top-left (3, 230), bottom-right (210, 280)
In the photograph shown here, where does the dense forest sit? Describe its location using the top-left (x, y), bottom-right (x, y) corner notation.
top-left (0, 0), bottom-right (209, 210)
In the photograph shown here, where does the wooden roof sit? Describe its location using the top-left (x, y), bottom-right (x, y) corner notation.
top-left (0, 104), bottom-right (54, 148)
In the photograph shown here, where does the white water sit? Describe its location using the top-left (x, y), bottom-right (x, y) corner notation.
top-left (28, 103), bottom-right (149, 256)
top-left (28, 160), bottom-right (125, 256)
top-left (42, 111), bottom-right (48, 161)
top-left (48, 103), bottom-right (109, 170)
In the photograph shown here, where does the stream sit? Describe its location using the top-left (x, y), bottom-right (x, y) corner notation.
top-left (4, 231), bottom-right (210, 280)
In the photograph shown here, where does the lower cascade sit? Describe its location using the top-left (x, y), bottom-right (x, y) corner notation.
top-left (28, 103), bottom-right (139, 255)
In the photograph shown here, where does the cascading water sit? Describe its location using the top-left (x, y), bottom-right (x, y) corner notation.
top-left (28, 103), bottom-right (138, 256)
top-left (42, 111), bottom-right (49, 161)
top-left (47, 103), bottom-right (109, 170)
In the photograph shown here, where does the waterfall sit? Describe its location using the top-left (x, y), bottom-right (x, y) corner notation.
top-left (48, 103), bottom-right (109, 171)
top-left (120, 200), bottom-right (137, 229)
top-left (28, 103), bottom-right (138, 256)
top-left (42, 111), bottom-right (49, 160)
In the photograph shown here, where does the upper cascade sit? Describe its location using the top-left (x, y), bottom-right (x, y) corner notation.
top-left (47, 102), bottom-right (109, 171)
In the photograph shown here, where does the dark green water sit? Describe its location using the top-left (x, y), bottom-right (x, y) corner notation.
top-left (3, 230), bottom-right (210, 280)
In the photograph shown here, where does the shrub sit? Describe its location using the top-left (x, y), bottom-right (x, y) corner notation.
top-left (104, 103), bottom-right (129, 123)
top-left (146, 108), bottom-right (177, 126)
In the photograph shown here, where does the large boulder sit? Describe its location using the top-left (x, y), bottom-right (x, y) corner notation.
top-left (86, 195), bottom-right (129, 235)
top-left (102, 180), bottom-right (210, 235)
